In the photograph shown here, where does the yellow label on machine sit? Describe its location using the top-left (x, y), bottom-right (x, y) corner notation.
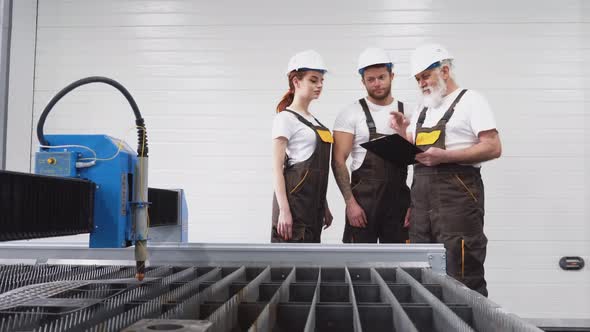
top-left (416, 130), bottom-right (441, 146)
top-left (316, 129), bottom-right (334, 143)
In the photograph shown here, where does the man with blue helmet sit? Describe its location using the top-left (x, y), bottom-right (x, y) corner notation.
top-left (332, 48), bottom-right (410, 243)
top-left (391, 43), bottom-right (502, 296)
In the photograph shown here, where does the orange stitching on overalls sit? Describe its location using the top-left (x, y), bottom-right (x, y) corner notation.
top-left (461, 238), bottom-right (465, 279)
top-left (289, 170), bottom-right (309, 194)
top-left (455, 174), bottom-right (478, 202)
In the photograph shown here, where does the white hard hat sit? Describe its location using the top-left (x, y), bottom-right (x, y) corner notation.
top-left (410, 43), bottom-right (453, 77)
top-left (286, 50), bottom-right (328, 75)
top-left (357, 47), bottom-right (393, 74)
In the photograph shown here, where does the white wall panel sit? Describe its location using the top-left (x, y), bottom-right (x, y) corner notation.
top-left (5, 0), bottom-right (36, 171)
top-left (6, 0), bottom-right (589, 320)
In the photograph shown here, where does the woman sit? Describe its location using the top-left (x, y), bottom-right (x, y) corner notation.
top-left (271, 50), bottom-right (333, 243)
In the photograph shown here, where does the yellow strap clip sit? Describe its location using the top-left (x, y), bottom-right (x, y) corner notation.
top-left (416, 130), bottom-right (441, 146)
top-left (316, 129), bottom-right (334, 143)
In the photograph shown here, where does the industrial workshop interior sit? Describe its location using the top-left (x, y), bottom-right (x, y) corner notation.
top-left (0, 1), bottom-right (587, 331)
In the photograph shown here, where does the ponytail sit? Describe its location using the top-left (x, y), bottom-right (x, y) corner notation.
top-left (276, 90), bottom-right (294, 113)
top-left (275, 70), bottom-right (305, 113)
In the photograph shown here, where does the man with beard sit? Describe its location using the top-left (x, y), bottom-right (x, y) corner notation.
top-left (391, 43), bottom-right (502, 296)
top-left (332, 47), bottom-right (410, 243)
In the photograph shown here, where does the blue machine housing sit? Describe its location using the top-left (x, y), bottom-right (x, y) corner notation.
top-left (36, 134), bottom-right (138, 248)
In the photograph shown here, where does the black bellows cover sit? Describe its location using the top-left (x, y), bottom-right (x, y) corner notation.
top-left (0, 170), bottom-right (95, 241)
top-left (148, 188), bottom-right (178, 227)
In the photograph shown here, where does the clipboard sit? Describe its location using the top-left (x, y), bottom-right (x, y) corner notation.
top-left (360, 134), bottom-right (423, 165)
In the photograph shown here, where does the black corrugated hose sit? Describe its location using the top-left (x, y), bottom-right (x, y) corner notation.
top-left (36, 76), bottom-right (148, 157)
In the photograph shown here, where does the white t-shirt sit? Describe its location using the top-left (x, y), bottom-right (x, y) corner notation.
top-left (333, 98), bottom-right (407, 172)
top-left (407, 88), bottom-right (497, 166)
top-left (272, 109), bottom-right (324, 166)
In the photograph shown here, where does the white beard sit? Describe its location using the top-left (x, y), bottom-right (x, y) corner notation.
top-left (421, 76), bottom-right (447, 108)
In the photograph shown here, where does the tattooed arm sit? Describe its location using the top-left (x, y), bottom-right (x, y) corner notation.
top-left (331, 131), bottom-right (354, 201)
top-left (331, 131), bottom-right (367, 228)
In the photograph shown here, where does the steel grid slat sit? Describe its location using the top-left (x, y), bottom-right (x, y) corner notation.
top-left (248, 267), bottom-right (296, 332)
top-left (421, 269), bottom-right (543, 332)
top-left (344, 266), bottom-right (363, 332)
top-left (396, 267), bottom-right (475, 332)
top-left (31, 267), bottom-right (181, 331)
top-left (158, 267), bottom-right (223, 319)
top-left (0, 281), bottom-right (91, 310)
top-left (207, 266), bottom-right (270, 332)
top-left (162, 266), bottom-right (246, 326)
top-left (95, 267), bottom-right (221, 331)
top-left (369, 267), bottom-right (419, 332)
top-left (303, 268), bottom-right (321, 332)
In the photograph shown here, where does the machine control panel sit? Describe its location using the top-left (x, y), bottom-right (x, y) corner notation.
top-left (35, 151), bottom-right (77, 177)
